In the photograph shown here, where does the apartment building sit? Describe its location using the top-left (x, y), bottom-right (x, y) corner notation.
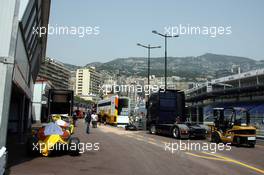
top-left (75, 67), bottom-right (101, 101)
top-left (38, 57), bottom-right (70, 90)
top-left (69, 70), bottom-right (76, 91)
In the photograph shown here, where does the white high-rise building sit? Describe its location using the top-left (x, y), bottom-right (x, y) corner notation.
top-left (75, 67), bottom-right (101, 101)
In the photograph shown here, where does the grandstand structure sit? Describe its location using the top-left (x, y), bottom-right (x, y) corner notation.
top-left (185, 68), bottom-right (264, 138)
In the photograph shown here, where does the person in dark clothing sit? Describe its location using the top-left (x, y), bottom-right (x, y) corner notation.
top-left (72, 112), bottom-right (78, 127)
top-left (85, 111), bottom-right (92, 134)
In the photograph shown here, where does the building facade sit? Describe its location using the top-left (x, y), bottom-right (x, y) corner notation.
top-left (186, 68), bottom-right (264, 138)
top-left (0, 0), bottom-right (51, 172)
top-left (75, 67), bottom-right (101, 101)
top-left (38, 57), bottom-right (70, 90)
top-left (69, 70), bottom-right (76, 91)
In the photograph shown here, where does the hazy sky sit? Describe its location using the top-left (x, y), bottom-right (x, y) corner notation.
top-left (46, 0), bottom-right (264, 66)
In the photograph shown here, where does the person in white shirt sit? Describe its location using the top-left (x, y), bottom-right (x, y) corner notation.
top-left (91, 113), bottom-right (98, 128)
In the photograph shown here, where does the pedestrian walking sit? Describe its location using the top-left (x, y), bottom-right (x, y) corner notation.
top-left (85, 111), bottom-right (92, 134)
top-left (72, 111), bottom-right (78, 127)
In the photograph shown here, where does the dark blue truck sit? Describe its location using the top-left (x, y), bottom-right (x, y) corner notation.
top-left (146, 89), bottom-right (207, 139)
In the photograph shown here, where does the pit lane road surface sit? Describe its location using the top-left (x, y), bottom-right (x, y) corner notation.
top-left (9, 120), bottom-right (264, 175)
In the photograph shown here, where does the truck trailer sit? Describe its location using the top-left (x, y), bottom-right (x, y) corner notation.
top-left (47, 89), bottom-right (74, 120)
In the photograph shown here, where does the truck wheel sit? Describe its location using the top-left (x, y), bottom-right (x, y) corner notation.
top-left (211, 132), bottom-right (220, 143)
top-left (172, 127), bottom-right (180, 139)
top-left (69, 137), bottom-right (80, 156)
top-left (249, 143), bottom-right (255, 148)
top-left (149, 125), bottom-right (156, 134)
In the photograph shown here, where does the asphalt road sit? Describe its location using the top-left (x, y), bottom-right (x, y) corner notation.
top-left (9, 120), bottom-right (264, 175)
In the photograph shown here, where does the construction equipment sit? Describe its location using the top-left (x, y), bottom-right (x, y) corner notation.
top-left (211, 107), bottom-right (256, 147)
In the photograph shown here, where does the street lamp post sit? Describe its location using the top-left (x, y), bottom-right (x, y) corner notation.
top-left (152, 30), bottom-right (179, 90)
top-left (137, 43), bottom-right (161, 87)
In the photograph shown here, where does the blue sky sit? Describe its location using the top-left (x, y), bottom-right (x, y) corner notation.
top-left (46, 0), bottom-right (264, 66)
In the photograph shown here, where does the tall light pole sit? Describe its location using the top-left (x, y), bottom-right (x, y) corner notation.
top-left (137, 43), bottom-right (161, 88)
top-left (152, 30), bottom-right (179, 90)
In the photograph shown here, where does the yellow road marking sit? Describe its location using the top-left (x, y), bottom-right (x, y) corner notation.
top-left (126, 134), bottom-right (160, 146)
top-left (129, 134), bottom-right (157, 142)
top-left (148, 141), bottom-right (158, 145)
top-left (162, 141), bottom-right (167, 145)
top-left (201, 152), bottom-right (264, 174)
top-left (136, 135), bottom-right (145, 139)
top-left (187, 152), bottom-right (264, 174)
top-left (121, 128), bottom-right (263, 174)
top-left (135, 137), bottom-right (144, 141)
top-left (185, 152), bottom-right (227, 161)
top-left (103, 126), bottom-right (264, 174)
top-left (148, 137), bottom-right (156, 142)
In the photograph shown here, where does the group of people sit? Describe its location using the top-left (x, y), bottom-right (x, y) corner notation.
top-left (85, 111), bottom-right (98, 134)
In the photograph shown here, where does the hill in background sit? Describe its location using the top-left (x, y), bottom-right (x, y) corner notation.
top-left (63, 53), bottom-right (264, 80)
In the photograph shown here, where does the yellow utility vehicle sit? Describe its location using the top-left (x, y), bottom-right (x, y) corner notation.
top-left (211, 107), bottom-right (256, 147)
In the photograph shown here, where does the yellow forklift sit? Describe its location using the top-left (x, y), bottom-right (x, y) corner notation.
top-left (211, 107), bottom-right (256, 147)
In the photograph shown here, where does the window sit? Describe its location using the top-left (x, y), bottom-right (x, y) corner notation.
top-left (160, 98), bottom-right (176, 108)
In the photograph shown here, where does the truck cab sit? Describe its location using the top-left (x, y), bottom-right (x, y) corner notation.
top-left (147, 89), bottom-right (207, 139)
